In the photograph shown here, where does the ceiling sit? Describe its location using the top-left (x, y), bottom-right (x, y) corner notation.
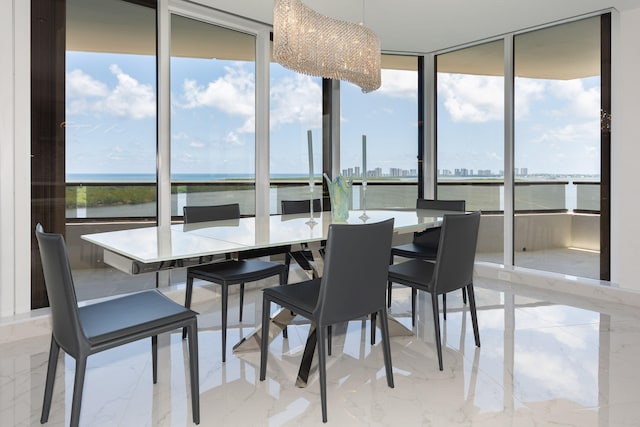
top-left (195, 0), bottom-right (639, 53)
top-left (67, 0), bottom-right (640, 79)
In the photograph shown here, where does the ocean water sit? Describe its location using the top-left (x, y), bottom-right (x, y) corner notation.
top-left (66, 173), bottom-right (312, 182)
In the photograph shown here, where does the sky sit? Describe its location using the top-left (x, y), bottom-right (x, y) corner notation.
top-left (65, 51), bottom-right (601, 178)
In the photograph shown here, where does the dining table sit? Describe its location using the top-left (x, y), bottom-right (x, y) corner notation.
top-left (82, 208), bottom-right (450, 386)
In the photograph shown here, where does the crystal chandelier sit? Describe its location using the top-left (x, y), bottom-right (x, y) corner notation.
top-left (273, 0), bottom-right (381, 93)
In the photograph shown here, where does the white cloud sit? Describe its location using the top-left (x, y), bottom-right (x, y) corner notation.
top-left (548, 79), bottom-right (600, 120)
top-left (67, 69), bottom-right (108, 98)
top-left (534, 121), bottom-right (599, 144)
top-left (225, 131), bottom-right (243, 146)
top-left (177, 65), bottom-right (322, 135)
top-left (99, 65), bottom-right (156, 119)
top-left (270, 74), bottom-right (322, 129)
top-left (378, 69), bottom-right (417, 99)
top-left (180, 64), bottom-right (255, 133)
top-left (514, 78), bottom-right (546, 118)
top-left (66, 65), bottom-right (156, 119)
top-left (438, 74), bottom-right (504, 123)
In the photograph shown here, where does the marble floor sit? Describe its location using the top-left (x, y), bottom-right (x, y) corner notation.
top-left (3, 274), bottom-right (640, 426)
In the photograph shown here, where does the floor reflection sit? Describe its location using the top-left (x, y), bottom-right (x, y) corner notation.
top-left (2, 276), bottom-right (640, 426)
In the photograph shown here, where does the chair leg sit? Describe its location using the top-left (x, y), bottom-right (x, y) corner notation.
top-left (71, 355), bottom-right (88, 427)
top-left (186, 318), bottom-right (201, 425)
top-left (280, 272), bottom-right (289, 339)
top-left (239, 283), bottom-right (245, 322)
top-left (387, 281), bottom-right (393, 308)
top-left (317, 325), bottom-right (328, 422)
top-left (152, 335), bottom-right (158, 384)
top-left (467, 283), bottom-right (481, 347)
top-left (260, 297), bottom-right (271, 381)
top-left (222, 283), bottom-right (228, 363)
top-left (182, 275), bottom-right (195, 339)
top-left (284, 253), bottom-right (292, 284)
top-left (462, 287), bottom-right (468, 304)
top-left (431, 292), bottom-right (443, 371)
top-left (327, 325), bottom-right (332, 356)
top-left (378, 309), bottom-right (394, 388)
top-left (442, 293), bottom-right (447, 321)
top-left (411, 288), bottom-right (417, 327)
top-left (41, 337), bottom-right (60, 424)
top-left (370, 312), bottom-right (377, 345)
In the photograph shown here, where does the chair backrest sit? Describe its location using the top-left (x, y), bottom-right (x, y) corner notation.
top-left (35, 224), bottom-right (87, 357)
top-left (416, 199), bottom-right (466, 212)
top-left (183, 204), bottom-right (240, 224)
top-left (432, 212), bottom-right (481, 294)
top-left (184, 203), bottom-right (288, 258)
top-left (281, 199), bottom-right (322, 215)
top-left (313, 218), bottom-right (394, 326)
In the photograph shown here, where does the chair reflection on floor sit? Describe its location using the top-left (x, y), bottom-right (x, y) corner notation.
top-left (387, 211), bottom-right (481, 371)
top-left (260, 219), bottom-right (395, 423)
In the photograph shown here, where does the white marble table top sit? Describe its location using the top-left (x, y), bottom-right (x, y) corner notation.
top-left (81, 209), bottom-right (447, 264)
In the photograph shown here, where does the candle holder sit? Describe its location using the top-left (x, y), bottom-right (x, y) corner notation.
top-left (306, 181), bottom-right (318, 226)
top-left (359, 182), bottom-right (369, 221)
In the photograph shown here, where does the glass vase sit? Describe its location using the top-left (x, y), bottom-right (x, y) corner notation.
top-left (324, 174), bottom-right (352, 222)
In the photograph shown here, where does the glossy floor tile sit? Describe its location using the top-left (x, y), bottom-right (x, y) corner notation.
top-left (2, 276), bottom-right (640, 426)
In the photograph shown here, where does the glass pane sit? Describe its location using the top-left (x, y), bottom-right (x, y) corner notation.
top-left (340, 55), bottom-right (419, 209)
top-left (514, 17), bottom-right (601, 279)
top-left (170, 15), bottom-right (257, 216)
top-left (436, 40), bottom-right (505, 264)
top-left (65, 0), bottom-right (158, 301)
top-left (269, 61), bottom-right (323, 214)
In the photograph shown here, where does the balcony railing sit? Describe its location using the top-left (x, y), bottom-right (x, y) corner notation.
top-left (65, 179), bottom-right (600, 220)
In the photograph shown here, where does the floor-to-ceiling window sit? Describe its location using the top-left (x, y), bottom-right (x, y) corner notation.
top-left (170, 14), bottom-right (257, 216)
top-left (340, 54), bottom-right (419, 209)
top-left (436, 39), bottom-right (505, 264)
top-left (269, 61), bottom-right (323, 214)
top-left (434, 15), bottom-right (607, 280)
top-left (64, 0), bottom-right (158, 301)
top-left (513, 17), bottom-right (602, 279)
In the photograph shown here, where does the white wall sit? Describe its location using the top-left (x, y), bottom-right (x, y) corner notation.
top-left (1, 0), bottom-right (31, 317)
top-left (610, 7), bottom-right (640, 290)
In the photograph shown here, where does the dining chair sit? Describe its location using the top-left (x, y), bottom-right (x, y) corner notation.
top-left (182, 204), bottom-right (289, 362)
top-left (387, 211), bottom-right (481, 371)
top-left (260, 218), bottom-right (395, 423)
top-left (280, 198), bottom-right (322, 215)
top-left (35, 224), bottom-right (200, 427)
top-left (388, 199), bottom-right (467, 321)
top-left (281, 199), bottom-right (324, 277)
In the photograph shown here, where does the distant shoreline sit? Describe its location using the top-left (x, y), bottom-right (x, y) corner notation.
top-left (66, 172), bottom-right (600, 183)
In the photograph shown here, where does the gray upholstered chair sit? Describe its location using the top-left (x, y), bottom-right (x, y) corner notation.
top-left (281, 199), bottom-right (324, 275)
top-left (36, 224), bottom-right (200, 427)
top-left (260, 218), bottom-right (395, 423)
top-left (387, 211), bottom-right (481, 370)
top-left (182, 204), bottom-right (289, 362)
top-left (388, 199), bottom-right (467, 321)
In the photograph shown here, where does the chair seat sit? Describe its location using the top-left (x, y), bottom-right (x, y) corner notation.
top-left (388, 259), bottom-right (436, 292)
top-left (263, 278), bottom-right (320, 317)
top-left (79, 290), bottom-right (197, 345)
top-left (36, 224), bottom-right (200, 426)
top-left (189, 259), bottom-right (286, 284)
top-left (391, 242), bottom-right (437, 260)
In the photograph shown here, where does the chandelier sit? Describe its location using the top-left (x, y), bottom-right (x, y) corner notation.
top-left (273, 0), bottom-right (381, 93)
